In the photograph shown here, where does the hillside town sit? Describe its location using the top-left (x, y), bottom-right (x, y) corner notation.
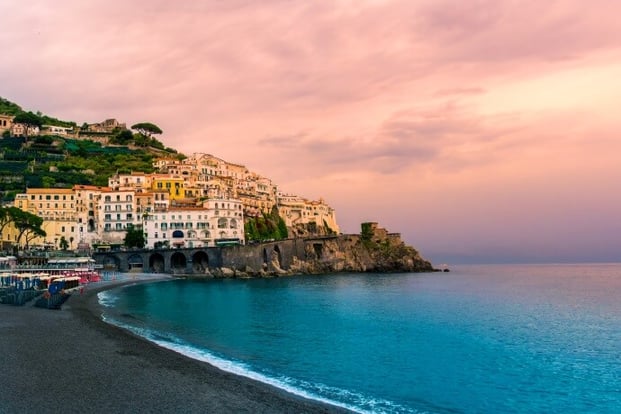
top-left (0, 110), bottom-right (340, 252)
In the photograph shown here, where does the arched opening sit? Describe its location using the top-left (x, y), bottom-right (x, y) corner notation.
top-left (262, 248), bottom-right (269, 269)
top-left (273, 245), bottom-right (282, 269)
top-left (171, 252), bottom-right (187, 273)
top-left (149, 253), bottom-right (165, 273)
top-left (230, 218), bottom-right (237, 229)
top-left (192, 251), bottom-right (209, 273)
top-left (87, 218), bottom-right (95, 232)
top-left (172, 230), bottom-right (185, 248)
top-left (127, 254), bottom-right (143, 272)
top-left (103, 255), bottom-right (120, 270)
top-left (218, 218), bottom-right (227, 228)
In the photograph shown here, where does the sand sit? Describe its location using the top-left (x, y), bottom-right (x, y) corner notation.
top-left (0, 277), bottom-right (351, 413)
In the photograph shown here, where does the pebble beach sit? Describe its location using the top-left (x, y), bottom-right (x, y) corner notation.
top-left (0, 277), bottom-right (349, 414)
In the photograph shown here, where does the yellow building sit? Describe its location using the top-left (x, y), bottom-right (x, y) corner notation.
top-left (151, 175), bottom-right (186, 200)
top-left (0, 114), bottom-right (13, 133)
top-left (13, 188), bottom-right (78, 249)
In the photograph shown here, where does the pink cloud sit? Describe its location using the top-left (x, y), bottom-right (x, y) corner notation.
top-left (2, 0), bottom-right (621, 262)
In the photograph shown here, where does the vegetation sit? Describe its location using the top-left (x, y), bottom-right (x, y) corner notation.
top-left (0, 97), bottom-right (22, 115)
top-left (124, 224), bottom-right (146, 249)
top-left (131, 122), bottom-right (163, 138)
top-left (0, 206), bottom-right (47, 250)
top-left (12, 111), bottom-right (42, 140)
top-left (244, 206), bottom-right (288, 242)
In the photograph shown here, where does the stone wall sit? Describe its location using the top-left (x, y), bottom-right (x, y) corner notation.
top-left (92, 229), bottom-right (434, 277)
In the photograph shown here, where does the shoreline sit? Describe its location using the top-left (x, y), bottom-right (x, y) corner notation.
top-left (0, 276), bottom-right (352, 413)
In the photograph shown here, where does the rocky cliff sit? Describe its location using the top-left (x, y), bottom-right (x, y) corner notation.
top-left (208, 222), bottom-right (435, 278)
top-left (287, 227), bottom-right (434, 275)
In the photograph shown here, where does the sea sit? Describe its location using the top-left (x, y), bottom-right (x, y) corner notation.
top-left (98, 264), bottom-right (621, 413)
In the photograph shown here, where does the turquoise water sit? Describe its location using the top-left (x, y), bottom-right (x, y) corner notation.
top-left (99, 264), bottom-right (621, 413)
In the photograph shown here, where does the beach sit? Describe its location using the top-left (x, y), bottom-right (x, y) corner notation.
top-left (0, 277), bottom-right (350, 414)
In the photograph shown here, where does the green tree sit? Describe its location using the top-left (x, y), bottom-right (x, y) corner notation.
top-left (12, 111), bottom-right (42, 140)
top-left (59, 236), bottom-right (69, 250)
top-left (110, 129), bottom-right (134, 145)
top-left (124, 224), bottom-right (145, 249)
top-left (131, 122), bottom-right (163, 139)
top-left (12, 208), bottom-right (46, 249)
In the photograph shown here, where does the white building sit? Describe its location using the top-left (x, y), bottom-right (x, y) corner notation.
top-left (98, 189), bottom-right (137, 243)
top-left (144, 198), bottom-right (244, 248)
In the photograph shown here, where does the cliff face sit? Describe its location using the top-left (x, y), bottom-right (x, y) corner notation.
top-left (287, 233), bottom-right (434, 275)
top-left (208, 222), bottom-right (435, 278)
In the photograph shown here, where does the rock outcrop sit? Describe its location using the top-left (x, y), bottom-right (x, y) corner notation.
top-left (193, 222), bottom-right (435, 279)
top-left (288, 224), bottom-right (434, 274)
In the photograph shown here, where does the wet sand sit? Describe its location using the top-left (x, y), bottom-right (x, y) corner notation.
top-left (0, 277), bottom-right (350, 413)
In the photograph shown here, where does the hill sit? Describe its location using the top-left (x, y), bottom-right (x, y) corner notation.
top-left (0, 97), bottom-right (182, 202)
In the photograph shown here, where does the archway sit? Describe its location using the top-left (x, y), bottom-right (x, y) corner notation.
top-left (192, 251), bottom-right (209, 273)
top-left (103, 255), bottom-right (120, 270)
top-left (149, 253), bottom-right (165, 273)
top-left (127, 254), bottom-right (144, 272)
top-left (172, 230), bottom-right (185, 248)
top-left (262, 248), bottom-right (269, 268)
top-left (273, 245), bottom-right (282, 269)
top-left (171, 252), bottom-right (187, 273)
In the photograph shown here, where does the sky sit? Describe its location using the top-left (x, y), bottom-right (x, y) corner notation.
top-left (1, 0), bottom-right (621, 264)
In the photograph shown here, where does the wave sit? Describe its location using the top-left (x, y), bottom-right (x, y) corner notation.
top-left (99, 312), bottom-right (419, 414)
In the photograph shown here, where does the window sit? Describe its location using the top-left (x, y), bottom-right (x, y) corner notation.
top-left (218, 218), bottom-right (227, 229)
top-left (54, 195), bottom-right (59, 200)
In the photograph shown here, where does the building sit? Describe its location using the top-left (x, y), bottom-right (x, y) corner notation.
top-left (277, 194), bottom-right (339, 234)
top-left (13, 188), bottom-right (78, 249)
top-left (143, 197), bottom-right (244, 248)
top-left (10, 123), bottom-right (40, 137)
top-left (151, 175), bottom-right (186, 200)
top-left (0, 114), bottom-right (13, 133)
top-left (98, 189), bottom-right (137, 243)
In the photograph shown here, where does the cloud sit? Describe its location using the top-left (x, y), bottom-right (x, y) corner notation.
top-left (3, 0), bottom-right (621, 262)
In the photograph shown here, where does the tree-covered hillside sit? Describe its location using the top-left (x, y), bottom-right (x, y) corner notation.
top-left (0, 97), bottom-right (182, 202)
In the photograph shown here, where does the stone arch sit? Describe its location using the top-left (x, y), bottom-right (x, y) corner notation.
top-left (218, 218), bottom-right (227, 228)
top-left (149, 253), bottom-right (165, 273)
top-left (273, 245), bottom-right (283, 269)
top-left (127, 254), bottom-right (144, 271)
top-left (262, 248), bottom-right (269, 269)
top-left (171, 252), bottom-right (187, 273)
top-left (192, 251), bottom-right (209, 273)
top-left (230, 218), bottom-right (238, 229)
top-left (103, 255), bottom-right (120, 270)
